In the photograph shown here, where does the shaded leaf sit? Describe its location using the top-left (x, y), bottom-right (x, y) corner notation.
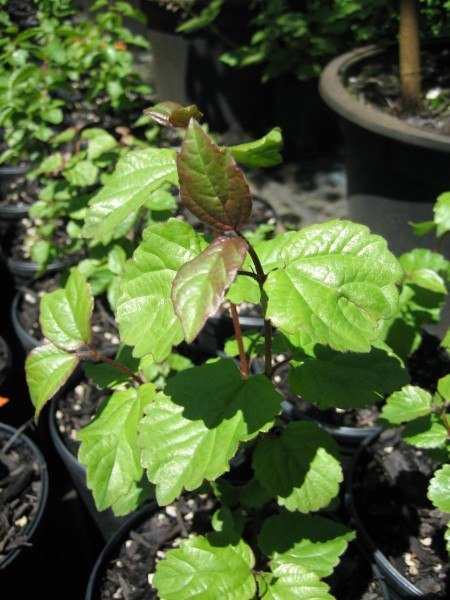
top-left (26, 344), bottom-right (78, 419)
top-left (65, 160), bottom-right (98, 187)
top-left (264, 221), bottom-right (402, 353)
top-left (289, 342), bottom-right (409, 410)
top-left (139, 360), bottom-right (281, 505)
top-left (82, 148), bottom-right (178, 240)
top-left (177, 119), bottom-right (251, 231)
top-left (259, 512), bottom-right (355, 577)
top-left (402, 414), bottom-right (448, 449)
top-left (78, 385), bottom-right (155, 515)
top-left (82, 128), bottom-right (118, 160)
top-left (83, 345), bottom-right (139, 389)
top-left (145, 101), bottom-right (203, 128)
top-left (153, 533), bottom-right (256, 600)
top-left (39, 269), bottom-right (93, 351)
top-left (117, 219), bottom-right (206, 361)
top-left (253, 422), bottom-right (342, 512)
top-left (172, 236), bottom-right (247, 342)
top-left (400, 249), bottom-right (449, 294)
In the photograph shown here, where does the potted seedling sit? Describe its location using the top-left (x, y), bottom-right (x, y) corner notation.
top-left (347, 361), bottom-right (450, 597)
top-left (26, 103), bottom-right (407, 597)
top-left (320, 0), bottom-right (450, 257)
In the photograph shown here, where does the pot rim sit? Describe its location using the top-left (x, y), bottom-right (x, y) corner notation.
top-left (319, 39), bottom-right (450, 153)
top-left (0, 422), bottom-right (49, 572)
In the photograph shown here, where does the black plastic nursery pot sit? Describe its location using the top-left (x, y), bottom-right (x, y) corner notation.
top-left (48, 395), bottom-right (131, 541)
top-left (319, 39), bottom-right (450, 257)
top-left (140, 0), bottom-right (274, 134)
top-left (2, 254), bottom-right (74, 287)
top-left (0, 335), bottom-right (12, 388)
top-left (346, 430), bottom-right (449, 599)
top-left (0, 165), bottom-right (31, 235)
top-left (0, 422), bottom-right (49, 582)
top-left (280, 398), bottom-right (382, 454)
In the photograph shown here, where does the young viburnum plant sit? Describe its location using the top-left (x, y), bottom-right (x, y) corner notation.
top-left (379, 366), bottom-right (450, 558)
top-left (26, 102), bottom-right (406, 598)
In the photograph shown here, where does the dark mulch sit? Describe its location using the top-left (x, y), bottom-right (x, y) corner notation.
top-left (0, 174), bottom-right (39, 208)
top-left (99, 495), bottom-right (217, 599)
top-left (0, 428), bottom-right (42, 565)
top-left (347, 47), bottom-right (450, 137)
top-left (353, 428), bottom-right (449, 597)
top-left (18, 274), bottom-right (119, 354)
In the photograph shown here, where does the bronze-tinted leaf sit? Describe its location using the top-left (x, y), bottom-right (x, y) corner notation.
top-left (177, 120), bottom-right (252, 231)
top-left (171, 236), bottom-right (247, 342)
top-left (145, 102), bottom-right (203, 128)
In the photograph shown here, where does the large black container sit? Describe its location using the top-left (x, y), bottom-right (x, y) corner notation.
top-left (0, 165), bottom-right (31, 235)
top-left (319, 40), bottom-right (450, 255)
top-left (0, 422), bottom-right (49, 580)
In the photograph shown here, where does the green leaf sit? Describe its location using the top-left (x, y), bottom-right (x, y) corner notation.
top-left (400, 249), bottom-right (449, 294)
top-left (175, 0), bottom-right (225, 33)
top-left (435, 192), bottom-right (450, 237)
top-left (117, 219), bottom-right (205, 361)
top-left (428, 465), bottom-right (450, 513)
top-left (153, 534), bottom-right (256, 600)
top-left (172, 237), bottom-right (247, 342)
top-left (30, 239), bottom-right (50, 266)
top-left (258, 563), bottom-right (333, 600)
top-left (177, 120), bottom-right (251, 232)
top-left (65, 160), bottom-right (99, 187)
top-left (78, 385), bottom-right (155, 515)
top-left (227, 127), bottom-right (283, 168)
top-left (82, 148), bottom-right (178, 240)
top-left (39, 269), bottom-right (93, 351)
top-left (441, 329), bottom-right (450, 353)
top-left (410, 220), bottom-right (436, 237)
top-left (239, 478), bottom-right (272, 509)
top-left (259, 512), bottom-right (355, 578)
top-left (145, 101), bottom-right (203, 128)
top-left (26, 344), bottom-right (78, 419)
top-left (82, 127), bottom-right (118, 160)
top-left (139, 360), bottom-right (281, 504)
top-left (289, 342), bottom-right (409, 410)
top-left (264, 221), bottom-right (402, 353)
top-left (107, 244), bottom-right (127, 275)
top-left (380, 385), bottom-right (432, 425)
top-left (253, 422), bottom-right (342, 513)
top-left (402, 414), bottom-right (448, 449)
top-left (224, 331), bottom-right (266, 358)
top-left (438, 374), bottom-right (450, 402)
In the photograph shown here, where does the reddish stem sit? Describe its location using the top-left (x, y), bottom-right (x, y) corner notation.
top-left (81, 346), bottom-right (144, 385)
top-left (229, 302), bottom-right (249, 379)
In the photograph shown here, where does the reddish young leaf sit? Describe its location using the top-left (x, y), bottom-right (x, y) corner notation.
top-left (145, 102), bottom-right (203, 128)
top-left (171, 236), bottom-right (248, 342)
top-left (177, 120), bottom-right (252, 231)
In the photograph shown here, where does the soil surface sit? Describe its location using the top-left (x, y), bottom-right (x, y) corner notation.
top-left (0, 174), bottom-right (39, 208)
top-left (55, 380), bottom-right (105, 458)
top-left (353, 428), bottom-right (449, 597)
top-left (17, 274), bottom-right (119, 354)
top-left (347, 47), bottom-right (450, 137)
top-left (0, 428), bottom-right (43, 565)
top-left (2, 217), bottom-right (80, 262)
top-left (99, 495), bottom-right (217, 599)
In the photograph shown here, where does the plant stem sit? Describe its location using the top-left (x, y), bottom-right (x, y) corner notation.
top-left (441, 405), bottom-right (450, 437)
top-left (229, 302), bottom-right (249, 379)
top-left (236, 231), bottom-right (272, 377)
top-left (83, 346), bottom-right (144, 385)
top-left (237, 270), bottom-right (259, 281)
